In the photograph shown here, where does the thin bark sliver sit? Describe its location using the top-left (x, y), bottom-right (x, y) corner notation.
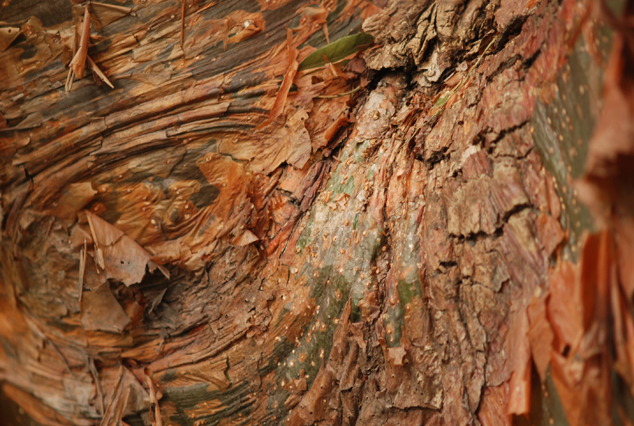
top-left (257, 28), bottom-right (299, 129)
top-left (69, 6), bottom-right (91, 79)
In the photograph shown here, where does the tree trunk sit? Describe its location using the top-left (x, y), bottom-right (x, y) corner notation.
top-left (1, 0), bottom-right (633, 425)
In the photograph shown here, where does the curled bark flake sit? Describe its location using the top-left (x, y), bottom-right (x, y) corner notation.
top-left (0, 27), bottom-right (20, 52)
top-left (232, 229), bottom-right (259, 246)
top-left (527, 290), bottom-right (553, 382)
top-left (85, 210), bottom-right (169, 286)
top-left (88, 358), bottom-right (105, 416)
top-left (87, 55), bottom-right (114, 89)
top-left (89, 2), bottom-right (134, 31)
top-left (65, 28), bottom-right (78, 93)
top-left (257, 28), bottom-right (299, 129)
top-left (69, 5), bottom-right (91, 79)
top-left (227, 16), bottom-right (264, 45)
top-left (85, 211), bottom-right (106, 271)
top-left (81, 283), bottom-right (131, 333)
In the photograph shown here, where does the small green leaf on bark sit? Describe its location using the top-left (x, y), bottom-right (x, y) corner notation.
top-left (298, 33), bottom-right (373, 71)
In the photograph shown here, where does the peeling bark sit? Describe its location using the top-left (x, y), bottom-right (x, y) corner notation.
top-left (0, 0), bottom-right (630, 425)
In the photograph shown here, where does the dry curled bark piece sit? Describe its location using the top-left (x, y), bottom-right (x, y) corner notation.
top-left (69, 5), bottom-right (90, 79)
top-left (80, 283), bottom-right (131, 333)
top-left (0, 27), bottom-right (20, 52)
top-left (88, 2), bottom-right (133, 31)
top-left (0, 0), bottom-right (628, 424)
top-left (87, 55), bottom-right (114, 88)
top-left (85, 211), bottom-right (169, 286)
top-left (257, 28), bottom-right (299, 129)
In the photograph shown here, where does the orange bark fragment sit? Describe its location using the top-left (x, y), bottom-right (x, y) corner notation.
top-left (87, 55), bottom-right (114, 89)
top-left (0, 27), bottom-right (20, 52)
top-left (81, 283), bottom-right (131, 333)
top-left (612, 275), bottom-right (634, 394)
top-left (88, 2), bottom-right (133, 31)
top-left (507, 309), bottom-right (531, 416)
top-left (257, 28), bottom-right (299, 129)
top-left (547, 231), bottom-right (616, 426)
top-left (527, 290), bottom-right (553, 382)
top-left (548, 262), bottom-right (583, 353)
top-left (69, 6), bottom-right (90, 79)
top-left (85, 210), bottom-right (169, 286)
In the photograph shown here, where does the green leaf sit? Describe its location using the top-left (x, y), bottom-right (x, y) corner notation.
top-left (434, 96), bottom-right (448, 107)
top-left (298, 33), bottom-right (374, 71)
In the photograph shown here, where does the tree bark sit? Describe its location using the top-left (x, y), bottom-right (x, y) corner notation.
top-left (0, 0), bottom-right (631, 425)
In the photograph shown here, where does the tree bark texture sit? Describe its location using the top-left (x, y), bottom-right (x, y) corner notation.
top-left (0, 0), bottom-right (631, 425)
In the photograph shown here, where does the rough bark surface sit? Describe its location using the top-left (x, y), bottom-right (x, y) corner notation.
top-left (0, 0), bottom-right (625, 425)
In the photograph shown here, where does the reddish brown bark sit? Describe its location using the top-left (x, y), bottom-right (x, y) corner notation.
top-left (1, 0), bottom-right (633, 425)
